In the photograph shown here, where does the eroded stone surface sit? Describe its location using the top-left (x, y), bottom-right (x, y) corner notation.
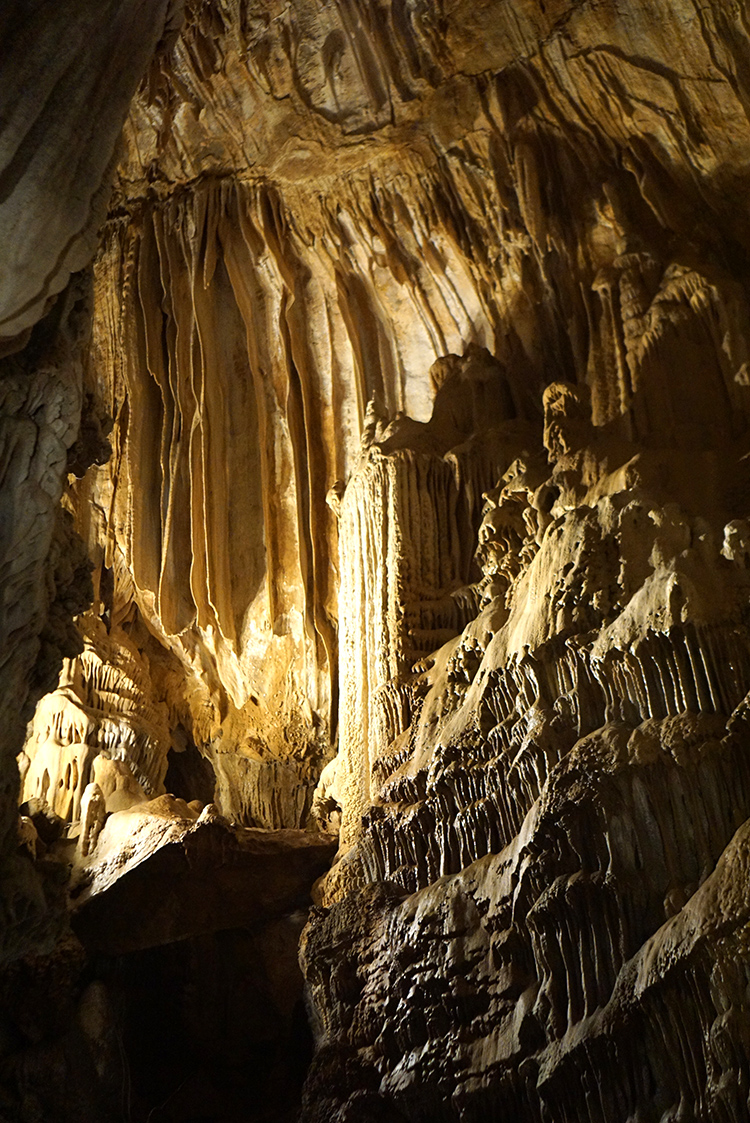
top-left (6, 1), bottom-right (750, 1121)
top-left (0, 0), bottom-right (183, 344)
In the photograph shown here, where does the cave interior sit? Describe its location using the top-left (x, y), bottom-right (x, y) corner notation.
top-left (3, 2), bottom-right (750, 1121)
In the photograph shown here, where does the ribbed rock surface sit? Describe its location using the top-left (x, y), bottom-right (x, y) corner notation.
top-left (0, 281), bottom-right (95, 964)
top-left (78, 0), bottom-right (750, 820)
top-left (0, 0), bottom-right (182, 967)
top-left (301, 360), bottom-right (750, 1116)
top-left (6, 1), bottom-right (750, 1121)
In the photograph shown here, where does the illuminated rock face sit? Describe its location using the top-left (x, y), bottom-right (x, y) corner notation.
top-left (0, 0), bottom-right (182, 966)
top-left (301, 379), bottom-right (750, 1119)
top-left (5, 1), bottom-right (750, 1120)
top-left (77, 0), bottom-right (750, 837)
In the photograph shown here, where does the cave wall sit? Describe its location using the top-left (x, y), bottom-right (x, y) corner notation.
top-left (66, 0), bottom-right (750, 833)
top-left (0, 0), bottom-right (187, 966)
top-left (5, 1), bottom-right (750, 1120)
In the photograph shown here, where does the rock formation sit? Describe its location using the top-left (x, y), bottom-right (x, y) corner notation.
top-left (4, 1), bottom-right (750, 1121)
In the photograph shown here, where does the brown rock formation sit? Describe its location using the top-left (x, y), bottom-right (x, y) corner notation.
top-left (69, 796), bottom-right (336, 955)
top-left (0, 0), bottom-right (184, 967)
top-left (4, 1), bottom-right (750, 1121)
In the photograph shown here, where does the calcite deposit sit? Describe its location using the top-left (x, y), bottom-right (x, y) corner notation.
top-left (3, 0), bottom-right (750, 1121)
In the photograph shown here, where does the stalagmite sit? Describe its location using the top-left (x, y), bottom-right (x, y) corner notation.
top-left (78, 783), bottom-right (106, 859)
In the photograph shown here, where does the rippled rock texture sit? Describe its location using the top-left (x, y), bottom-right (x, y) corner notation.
top-left (5, 0), bottom-right (750, 1121)
top-left (302, 369), bottom-right (750, 1118)
top-left (75, 0), bottom-right (750, 836)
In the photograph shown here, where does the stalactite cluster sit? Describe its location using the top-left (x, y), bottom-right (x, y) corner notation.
top-left (304, 358), bottom-right (750, 1117)
top-left (4, 1), bottom-right (750, 1121)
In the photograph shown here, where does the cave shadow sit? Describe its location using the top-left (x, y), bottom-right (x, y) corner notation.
top-left (91, 923), bottom-right (313, 1123)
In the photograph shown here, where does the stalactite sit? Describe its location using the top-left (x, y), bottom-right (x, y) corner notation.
top-left (9, 1), bottom-right (750, 1119)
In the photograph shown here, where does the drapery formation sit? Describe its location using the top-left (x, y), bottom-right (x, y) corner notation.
top-left (7, 2), bottom-right (750, 1120)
